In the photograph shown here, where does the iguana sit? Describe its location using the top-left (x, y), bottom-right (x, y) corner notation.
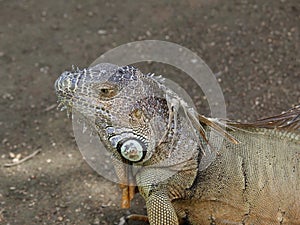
top-left (55, 63), bottom-right (300, 225)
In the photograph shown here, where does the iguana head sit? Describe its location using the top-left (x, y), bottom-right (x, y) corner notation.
top-left (55, 63), bottom-right (243, 193)
top-left (55, 63), bottom-right (166, 164)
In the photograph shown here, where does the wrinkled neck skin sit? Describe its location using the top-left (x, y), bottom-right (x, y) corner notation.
top-left (88, 93), bottom-right (202, 199)
top-left (133, 98), bottom-right (201, 201)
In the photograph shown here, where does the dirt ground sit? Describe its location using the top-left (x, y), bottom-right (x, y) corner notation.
top-left (0, 0), bottom-right (299, 224)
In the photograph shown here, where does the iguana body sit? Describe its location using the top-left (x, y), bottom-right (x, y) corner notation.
top-left (173, 128), bottom-right (299, 224)
top-left (55, 63), bottom-right (300, 225)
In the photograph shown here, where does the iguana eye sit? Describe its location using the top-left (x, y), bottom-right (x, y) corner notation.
top-left (100, 88), bottom-right (109, 94)
top-left (98, 86), bottom-right (117, 98)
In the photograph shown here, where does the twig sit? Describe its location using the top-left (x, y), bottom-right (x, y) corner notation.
top-left (214, 71), bottom-right (223, 78)
top-left (3, 149), bottom-right (41, 167)
top-left (118, 216), bottom-right (126, 225)
top-left (44, 104), bottom-right (57, 112)
top-left (0, 208), bottom-right (4, 222)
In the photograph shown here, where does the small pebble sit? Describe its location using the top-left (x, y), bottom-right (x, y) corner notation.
top-left (97, 29), bottom-right (107, 35)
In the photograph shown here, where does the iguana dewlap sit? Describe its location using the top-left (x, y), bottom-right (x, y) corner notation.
top-left (55, 63), bottom-right (300, 225)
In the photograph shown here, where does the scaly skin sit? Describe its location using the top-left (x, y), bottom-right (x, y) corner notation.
top-left (174, 128), bottom-right (299, 224)
top-left (55, 63), bottom-right (300, 225)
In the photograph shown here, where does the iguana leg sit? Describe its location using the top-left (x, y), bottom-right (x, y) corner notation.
top-left (146, 190), bottom-right (179, 225)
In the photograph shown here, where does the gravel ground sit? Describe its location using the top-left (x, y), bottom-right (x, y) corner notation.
top-left (0, 0), bottom-right (299, 224)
